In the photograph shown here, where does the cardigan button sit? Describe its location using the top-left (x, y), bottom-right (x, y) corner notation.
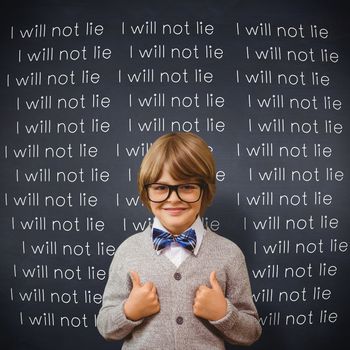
top-left (174, 272), bottom-right (182, 280)
top-left (176, 316), bottom-right (183, 325)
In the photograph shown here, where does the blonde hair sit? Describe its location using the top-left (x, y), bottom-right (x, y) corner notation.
top-left (138, 132), bottom-right (216, 215)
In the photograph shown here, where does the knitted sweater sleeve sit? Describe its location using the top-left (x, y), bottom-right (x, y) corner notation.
top-left (96, 246), bottom-right (143, 340)
top-left (209, 249), bottom-right (262, 346)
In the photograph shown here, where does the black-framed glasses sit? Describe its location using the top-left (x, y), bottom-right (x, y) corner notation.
top-left (145, 183), bottom-right (204, 203)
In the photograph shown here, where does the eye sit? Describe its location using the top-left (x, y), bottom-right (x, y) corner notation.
top-left (151, 184), bottom-right (168, 191)
top-left (179, 184), bottom-right (198, 191)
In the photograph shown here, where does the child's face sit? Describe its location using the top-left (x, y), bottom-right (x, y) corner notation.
top-left (149, 167), bottom-right (202, 235)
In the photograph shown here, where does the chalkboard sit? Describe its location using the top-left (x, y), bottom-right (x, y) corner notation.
top-left (1, 0), bottom-right (349, 349)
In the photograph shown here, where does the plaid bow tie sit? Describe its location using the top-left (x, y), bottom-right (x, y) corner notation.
top-left (152, 228), bottom-right (197, 253)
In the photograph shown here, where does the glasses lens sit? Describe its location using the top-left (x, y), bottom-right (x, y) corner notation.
top-left (147, 184), bottom-right (170, 202)
top-left (147, 183), bottom-right (202, 203)
top-left (177, 184), bottom-right (201, 202)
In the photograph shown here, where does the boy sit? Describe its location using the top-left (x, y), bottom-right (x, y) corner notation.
top-left (97, 132), bottom-right (262, 349)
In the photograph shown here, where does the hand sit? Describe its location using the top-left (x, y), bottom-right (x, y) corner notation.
top-left (124, 271), bottom-right (160, 321)
top-left (193, 271), bottom-right (227, 321)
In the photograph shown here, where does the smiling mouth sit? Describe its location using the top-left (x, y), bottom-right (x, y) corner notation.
top-left (164, 208), bottom-right (187, 214)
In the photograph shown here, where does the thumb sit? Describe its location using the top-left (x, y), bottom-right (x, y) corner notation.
top-left (130, 271), bottom-right (142, 288)
top-left (209, 271), bottom-right (220, 290)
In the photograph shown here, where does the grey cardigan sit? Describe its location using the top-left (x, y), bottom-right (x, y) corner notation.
top-left (97, 227), bottom-right (262, 349)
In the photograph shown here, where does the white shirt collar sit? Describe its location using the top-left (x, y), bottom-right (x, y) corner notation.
top-left (151, 216), bottom-right (206, 256)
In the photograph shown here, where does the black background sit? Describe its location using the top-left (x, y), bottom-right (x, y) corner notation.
top-left (0, 0), bottom-right (349, 349)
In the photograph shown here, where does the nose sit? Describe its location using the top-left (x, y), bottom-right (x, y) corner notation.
top-left (167, 187), bottom-right (182, 202)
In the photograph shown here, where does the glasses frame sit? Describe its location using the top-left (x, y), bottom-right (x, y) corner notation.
top-left (145, 182), bottom-right (205, 203)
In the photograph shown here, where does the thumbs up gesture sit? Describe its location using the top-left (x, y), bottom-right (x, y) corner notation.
top-left (193, 271), bottom-right (227, 321)
top-left (124, 271), bottom-right (160, 321)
